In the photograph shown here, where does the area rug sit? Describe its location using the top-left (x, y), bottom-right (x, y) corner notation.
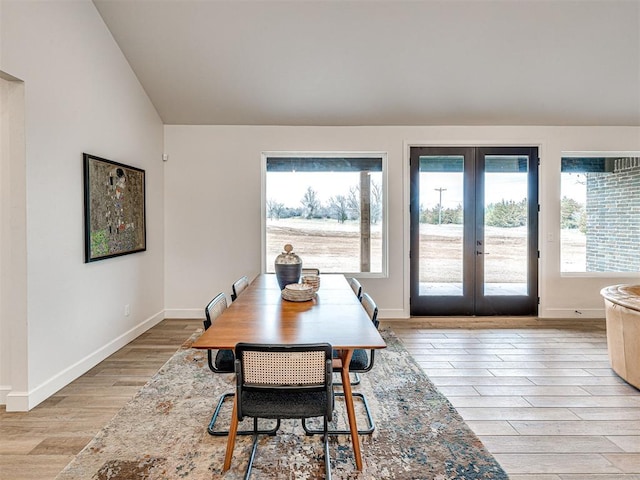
top-left (55, 328), bottom-right (508, 480)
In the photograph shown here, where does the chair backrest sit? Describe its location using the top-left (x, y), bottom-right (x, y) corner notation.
top-left (236, 343), bottom-right (332, 386)
top-left (231, 275), bottom-right (249, 301)
top-left (235, 343), bottom-right (334, 425)
top-left (301, 267), bottom-right (320, 276)
top-left (361, 292), bottom-right (379, 329)
top-left (349, 277), bottom-right (362, 301)
top-left (204, 292), bottom-right (228, 330)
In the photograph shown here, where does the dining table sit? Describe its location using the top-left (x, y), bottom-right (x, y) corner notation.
top-left (191, 273), bottom-right (387, 471)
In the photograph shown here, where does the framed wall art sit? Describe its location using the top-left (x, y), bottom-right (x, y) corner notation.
top-left (83, 153), bottom-right (146, 262)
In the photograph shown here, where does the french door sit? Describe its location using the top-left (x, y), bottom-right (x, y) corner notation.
top-left (410, 146), bottom-right (539, 316)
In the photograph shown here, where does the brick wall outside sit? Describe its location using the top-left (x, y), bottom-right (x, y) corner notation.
top-left (586, 157), bottom-right (640, 271)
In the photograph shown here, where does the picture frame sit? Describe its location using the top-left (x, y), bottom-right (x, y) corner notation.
top-left (83, 153), bottom-right (146, 262)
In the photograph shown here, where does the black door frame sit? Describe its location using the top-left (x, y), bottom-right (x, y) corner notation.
top-left (410, 146), bottom-right (539, 316)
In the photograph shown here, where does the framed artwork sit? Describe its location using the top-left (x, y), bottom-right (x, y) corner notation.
top-left (83, 153), bottom-right (146, 262)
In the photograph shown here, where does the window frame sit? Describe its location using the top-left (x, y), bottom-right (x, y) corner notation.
top-left (261, 151), bottom-right (389, 278)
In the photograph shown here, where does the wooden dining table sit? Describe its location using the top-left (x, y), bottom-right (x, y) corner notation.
top-left (191, 273), bottom-right (387, 471)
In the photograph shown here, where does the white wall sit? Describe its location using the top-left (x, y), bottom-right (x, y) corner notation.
top-left (0, 73), bottom-right (27, 407)
top-left (0, 0), bottom-right (164, 410)
top-left (164, 125), bottom-right (640, 320)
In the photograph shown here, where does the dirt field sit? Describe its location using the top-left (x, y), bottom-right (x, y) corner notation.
top-left (266, 218), bottom-right (585, 279)
top-left (267, 218), bottom-right (382, 273)
top-left (419, 224), bottom-right (528, 282)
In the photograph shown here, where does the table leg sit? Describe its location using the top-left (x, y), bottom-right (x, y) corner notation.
top-left (339, 349), bottom-right (363, 470)
top-left (223, 394), bottom-right (239, 471)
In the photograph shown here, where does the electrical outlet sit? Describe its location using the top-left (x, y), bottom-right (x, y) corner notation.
top-left (124, 304), bottom-right (130, 316)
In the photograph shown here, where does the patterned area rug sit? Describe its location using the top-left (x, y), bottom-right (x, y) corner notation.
top-left (55, 328), bottom-right (508, 479)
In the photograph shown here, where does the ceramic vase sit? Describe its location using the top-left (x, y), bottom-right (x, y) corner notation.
top-left (274, 244), bottom-right (302, 290)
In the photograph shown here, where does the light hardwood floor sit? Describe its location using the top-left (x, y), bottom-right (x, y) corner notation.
top-left (0, 319), bottom-right (203, 480)
top-left (2, 317), bottom-right (639, 479)
top-left (394, 317), bottom-right (640, 480)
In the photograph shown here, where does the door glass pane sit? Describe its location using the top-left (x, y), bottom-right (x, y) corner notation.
top-left (483, 156), bottom-right (528, 296)
top-left (419, 156), bottom-right (464, 296)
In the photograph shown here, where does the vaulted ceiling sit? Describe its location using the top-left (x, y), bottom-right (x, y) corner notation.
top-left (92, 0), bottom-right (640, 126)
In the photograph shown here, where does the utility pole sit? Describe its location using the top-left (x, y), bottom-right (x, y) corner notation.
top-left (434, 187), bottom-right (446, 224)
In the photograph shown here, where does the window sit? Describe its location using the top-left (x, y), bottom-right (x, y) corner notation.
top-left (561, 153), bottom-right (640, 273)
top-left (263, 153), bottom-right (386, 275)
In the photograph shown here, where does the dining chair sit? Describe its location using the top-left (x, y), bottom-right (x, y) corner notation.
top-left (337, 290), bottom-right (377, 386)
top-left (348, 277), bottom-right (362, 301)
top-left (224, 343), bottom-right (334, 479)
top-left (303, 292), bottom-right (379, 436)
top-left (203, 293), bottom-right (235, 435)
top-left (231, 275), bottom-right (249, 302)
top-left (204, 293), bottom-right (279, 436)
top-left (302, 267), bottom-right (321, 276)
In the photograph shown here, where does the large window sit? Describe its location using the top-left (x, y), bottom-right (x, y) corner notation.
top-left (561, 154), bottom-right (640, 273)
top-left (263, 153), bottom-right (386, 275)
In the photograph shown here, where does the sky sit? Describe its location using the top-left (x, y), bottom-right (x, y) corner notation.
top-left (265, 171), bottom-right (586, 209)
top-left (423, 172), bottom-right (586, 208)
top-left (267, 172), bottom-right (381, 207)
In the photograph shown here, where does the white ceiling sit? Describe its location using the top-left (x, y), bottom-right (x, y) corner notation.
top-left (92, 0), bottom-right (640, 126)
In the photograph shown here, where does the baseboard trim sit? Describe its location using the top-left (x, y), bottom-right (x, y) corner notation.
top-left (0, 385), bottom-right (11, 405)
top-left (4, 310), bottom-right (165, 412)
top-left (539, 307), bottom-right (605, 319)
top-left (164, 308), bottom-right (205, 319)
top-left (378, 308), bottom-right (409, 320)
top-left (166, 308), bottom-right (406, 320)
top-left (166, 309), bottom-right (410, 320)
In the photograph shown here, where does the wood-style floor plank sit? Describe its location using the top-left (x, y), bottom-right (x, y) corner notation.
top-left (394, 317), bottom-right (640, 479)
top-left (0, 319), bottom-right (202, 480)
top-left (2, 317), bottom-right (639, 479)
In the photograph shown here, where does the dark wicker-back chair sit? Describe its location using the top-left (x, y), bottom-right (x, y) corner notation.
top-left (204, 293), bottom-right (233, 374)
top-left (302, 267), bottom-right (321, 276)
top-left (231, 275), bottom-right (249, 302)
top-left (223, 343), bottom-right (334, 479)
top-left (347, 292), bottom-right (380, 376)
top-left (204, 292), bottom-right (279, 437)
top-left (348, 277), bottom-right (362, 301)
top-left (203, 293), bottom-right (235, 435)
top-left (304, 292), bottom-right (379, 436)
